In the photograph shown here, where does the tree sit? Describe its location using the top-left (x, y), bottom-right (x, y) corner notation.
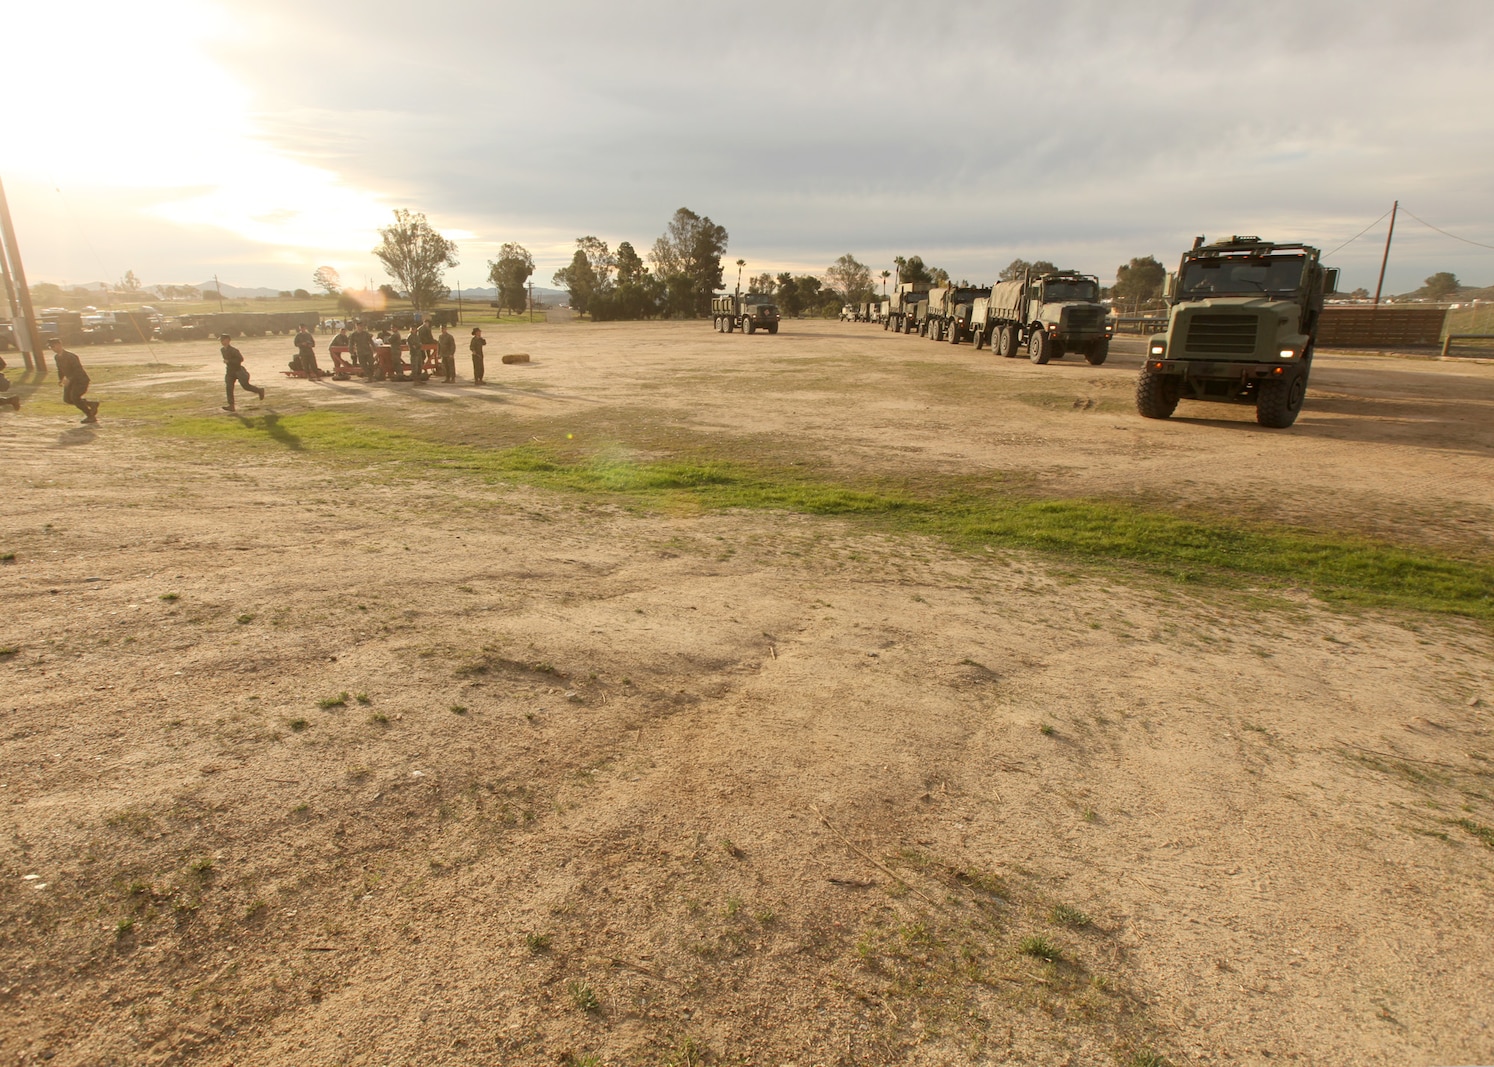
top-left (487, 243), bottom-right (536, 314)
top-left (576, 236), bottom-right (615, 292)
top-left (119, 270), bottom-right (141, 293)
top-left (748, 272), bottom-right (776, 295)
top-left (896, 255), bottom-right (933, 286)
top-left (999, 258), bottom-right (1057, 282)
top-left (879, 269), bottom-right (891, 296)
top-left (614, 242), bottom-right (646, 285)
top-left (1423, 272), bottom-right (1460, 301)
top-left (378, 283), bottom-right (400, 300)
top-left (337, 291), bottom-right (364, 316)
top-left (1346, 287), bottom-right (1370, 300)
top-left (826, 253), bottom-right (874, 302)
top-left (649, 207), bottom-right (728, 317)
top-left (293, 288), bottom-right (311, 299)
top-left (553, 249), bottom-right (599, 316)
top-left (930, 267), bottom-right (951, 287)
top-left (372, 208), bottom-right (458, 311)
top-left (1113, 256), bottom-right (1167, 308)
top-left (312, 265), bottom-right (342, 295)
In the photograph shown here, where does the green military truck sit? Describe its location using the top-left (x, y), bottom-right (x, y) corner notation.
top-left (923, 285), bottom-right (992, 343)
top-left (884, 282), bottom-right (930, 333)
top-left (968, 270), bottom-right (1111, 364)
top-left (712, 293), bottom-right (780, 334)
top-left (1135, 236), bottom-right (1337, 428)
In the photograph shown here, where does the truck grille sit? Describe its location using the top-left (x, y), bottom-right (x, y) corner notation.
top-left (1065, 307), bottom-right (1104, 329)
top-left (1185, 314), bottom-right (1257, 355)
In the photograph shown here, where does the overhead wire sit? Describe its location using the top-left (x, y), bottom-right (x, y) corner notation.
top-left (1400, 207), bottom-right (1494, 252)
top-left (1323, 207), bottom-right (1392, 259)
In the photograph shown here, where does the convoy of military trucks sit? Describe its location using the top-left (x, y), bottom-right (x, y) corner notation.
top-left (799, 235), bottom-right (1335, 428)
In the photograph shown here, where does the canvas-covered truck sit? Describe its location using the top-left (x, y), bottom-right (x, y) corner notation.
top-left (884, 282), bottom-right (931, 333)
top-left (1135, 236), bottom-right (1337, 428)
top-left (969, 270), bottom-right (1111, 364)
top-left (923, 285), bottom-right (992, 343)
top-left (713, 293), bottom-right (780, 334)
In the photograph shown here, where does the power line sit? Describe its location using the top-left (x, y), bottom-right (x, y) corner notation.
top-left (1401, 207), bottom-right (1494, 252)
top-left (1323, 207), bottom-right (1392, 258)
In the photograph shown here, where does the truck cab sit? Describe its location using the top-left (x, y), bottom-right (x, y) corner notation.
top-left (1136, 237), bottom-right (1336, 428)
top-left (1025, 272), bottom-right (1109, 363)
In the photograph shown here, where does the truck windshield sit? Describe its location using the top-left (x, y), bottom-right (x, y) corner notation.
top-left (1042, 280), bottom-right (1098, 302)
top-left (1179, 255), bottom-right (1305, 297)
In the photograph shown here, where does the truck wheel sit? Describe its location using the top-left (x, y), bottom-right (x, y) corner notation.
top-left (948, 324), bottom-right (960, 344)
top-left (725, 317), bottom-right (734, 333)
top-left (1085, 341), bottom-right (1109, 365)
top-left (1255, 371), bottom-right (1307, 428)
top-left (972, 328), bottom-right (986, 351)
top-left (1029, 331), bottom-right (1051, 364)
top-left (997, 326), bottom-right (1016, 357)
top-left (767, 323), bottom-right (778, 335)
top-left (883, 318), bottom-right (890, 331)
top-left (744, 318), bottom-right (756, 334)
top-left (1135, 365), bottom-right (1181, 419)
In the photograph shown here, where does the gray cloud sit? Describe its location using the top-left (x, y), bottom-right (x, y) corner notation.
top-left (26, 0), bottom-right (1494, 292)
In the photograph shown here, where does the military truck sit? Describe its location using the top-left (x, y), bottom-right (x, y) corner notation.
top-left (883, 282), bottom-right (930, 333)
top-left (712, 293), bottom-right (780, 334)
top-left (1135, 236), bottom-right (1337, 429)
top-left (923, 285), bottom-right (992, 343)
top-left (968, 270), bottom-right (1110, 363)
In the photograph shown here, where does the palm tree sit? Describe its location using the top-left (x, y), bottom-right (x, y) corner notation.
top-left (880, 269), bottom-right (891, 297)
top-left (735, 259), bottom-right (746, 295)
top-left (893, 256), bottom-right (906, 289)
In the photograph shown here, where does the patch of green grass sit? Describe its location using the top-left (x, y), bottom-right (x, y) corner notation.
top-left (116, 917), bottom-right (135, 937)
top-left (368, 712), bottom-right (389, 725)
top-left (566, 979), bottom-right (600, 1013)
top-left (288, 718), bottom-right (309, 732)
top-left (159, 592), bottom-right (179, 602)
top-left (1457, 818), bottom-right (1494, 849)
top-left (151, 409), bottom-right (1494, 619)
top-left (0, 552), bottom-right (14, 562)
top-left (1050, 903), bottom-right (1091, 928)
top-left (1039, 722), bottom-right (1055, 736)
top-left (317, 691), bottom-right (350, 709)
top-left (668, 1037), bottom-right (708, 1067)
top-left (355, 692), bottom-right (372, 705)
top-left (1018, 935), bottom-right (1062, 962)
top-left (0, 645), bottom-right (17, 657)
top-left (1129, 1051), bottom-right (1172, 1067)
top-left (236, 613), bottom-right (255, 625)
top-left (525, 932), bottom-right (552, 953)
top-left (450, 704), bottom-right (468, 715)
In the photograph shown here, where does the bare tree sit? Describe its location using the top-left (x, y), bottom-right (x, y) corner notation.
top-left (826, 254), bottom-right (874, 302)
top-left (312, 265), bottom-right (342, 295)
top-left (372, 209), bottom-right (458, 311)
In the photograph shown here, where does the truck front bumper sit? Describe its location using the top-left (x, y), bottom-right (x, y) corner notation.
top-left (1145, 358), bottom-right (1303, 403)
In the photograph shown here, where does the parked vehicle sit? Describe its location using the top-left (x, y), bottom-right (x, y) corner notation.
top-left (884, 283), bottom-right (930, 333)
top-left (1136, 236), bottom-right (1336, 428)
top-left (969, 270), bottom-right (1111, 364)
top-left (923, 286), bottom-right (992, 343)
top-left (712, 293), bottom-right (780, 334)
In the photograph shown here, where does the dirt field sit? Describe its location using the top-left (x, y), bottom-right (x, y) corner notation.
top-left (2, 321), bottom-right (1492, 1066)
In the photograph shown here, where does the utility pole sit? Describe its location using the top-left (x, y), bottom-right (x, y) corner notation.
top-left (455, 279), bottom-right (462, 325)
top-left (528, 282), bottom-right (534, 322)
top-left (0, 173), bottom-right (46, 373)
top-left (1373, 200), bottom-right (1398, 307)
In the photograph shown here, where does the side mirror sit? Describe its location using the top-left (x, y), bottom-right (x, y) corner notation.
top-left (1324, 267), bottom-right (1340, 294)
top-left (1164, 273), bottom-right (1176, 299)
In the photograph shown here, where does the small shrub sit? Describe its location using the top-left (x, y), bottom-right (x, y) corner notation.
top-left (567, 979), bottom-right (600, 1013)
top-left (160, 593), bottom-right (179, 602)
top-left (1018, 935), bottom-right (1061, 962)
top-left (318, 691), bottom-right (350, 709)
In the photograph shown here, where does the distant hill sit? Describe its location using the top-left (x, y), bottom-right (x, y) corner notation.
top-left (452, 285), bottom-right (568, 304)
top-left (195, 281), bottom-right (285, 299)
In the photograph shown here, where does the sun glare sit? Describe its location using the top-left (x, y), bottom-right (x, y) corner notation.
top-left (3, 0), bottom-right (394, 260)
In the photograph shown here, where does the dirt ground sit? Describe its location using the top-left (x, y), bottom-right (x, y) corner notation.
top-left (2, 321), bottom-right (1492, 1067)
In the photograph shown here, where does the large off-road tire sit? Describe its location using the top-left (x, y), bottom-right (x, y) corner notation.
top-left (972, 328), bottom-right (986, 351)
top-left (1135, 365), bottom-right (1182, 419)
top-left (996, 326), bottom-right (1016, 358)
top-left (725, 317), bottom-right (734, 333)
top-left (1255, 370), bottom-right (1307, 428)
top-left (713, 316), bottom-right (721, 332)
top-left (1029, 330), bottom-right (1051, 364)
top-left (744, 317), bottom-right (756, 335)
top-left (929, 320), bottom-right (943, 342)
top-left (1085, 340), bottom-right (1109, 365)
top-left (767, 323), bottom-right (778, 335)
top-left (948, 324), bottom-right (960, 344)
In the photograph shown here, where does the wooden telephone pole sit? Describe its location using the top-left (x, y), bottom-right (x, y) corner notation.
top-left (0, 173), bottom-right (46, 373)
top-left (1373, 200), bottom-right (1398, 307)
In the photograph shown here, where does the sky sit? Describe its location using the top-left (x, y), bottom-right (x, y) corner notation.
top-left (4, 0), bottom-right (1493, 297)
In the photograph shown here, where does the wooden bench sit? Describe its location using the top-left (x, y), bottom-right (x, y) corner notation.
top-left (1440, 334), bottom-right (1494, 358)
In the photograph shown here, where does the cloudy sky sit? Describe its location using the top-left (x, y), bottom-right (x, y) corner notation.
top-left (5, 0), bottom-right (1492, 296)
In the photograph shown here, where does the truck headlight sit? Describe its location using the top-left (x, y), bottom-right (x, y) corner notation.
top-left (1278, 347), bottom-right (1296, 359)
top-left (1149, 340), bottom-right (1166, 356)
